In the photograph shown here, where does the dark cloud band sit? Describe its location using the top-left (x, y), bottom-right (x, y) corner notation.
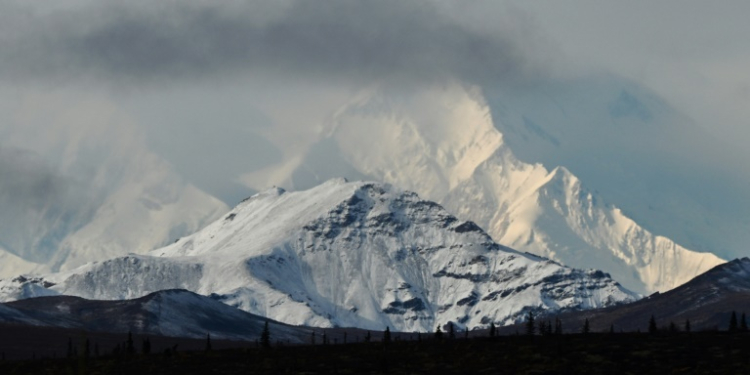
top-left (0, 0), bottom-right (536, 87)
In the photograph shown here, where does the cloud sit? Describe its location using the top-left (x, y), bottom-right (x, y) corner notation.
top-left (0, 145), bottom-right (93, 260)
top-left (0, 0), bottom-right (545, 88)
top-left (0, 147), bottom-right (67, 209)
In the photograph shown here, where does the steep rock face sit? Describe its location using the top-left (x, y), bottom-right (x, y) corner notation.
top-left (241, 83), bottom-right (723, 294)
top-left (9, 180), bottom-right (636, 332)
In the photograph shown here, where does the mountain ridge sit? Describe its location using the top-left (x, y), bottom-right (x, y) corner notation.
top-left (1, 179), bottom-right (637, 332)
top-left (240, 82), bottom-right (723, 294)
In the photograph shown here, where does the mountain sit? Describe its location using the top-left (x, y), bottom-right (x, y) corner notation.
top-left (0, 100), bottom-right (228, 275)
top-left (240, 82), bottom-right (724, 294)
top-left (1, 179), bottom-right (637, 332)
top-left (510, 258), bottom-right (750, 333)
top-left (485, 76), bottom-right (750, 260)
top-left (0, 289), bottom-right (311, 342)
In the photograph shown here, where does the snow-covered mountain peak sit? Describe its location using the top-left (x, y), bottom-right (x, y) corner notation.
top-left (246, 83), bottom-right (725, 294)
top-left (5, 179), bottom-right (638, 332)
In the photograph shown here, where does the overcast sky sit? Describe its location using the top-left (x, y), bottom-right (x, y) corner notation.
top-left (513, 0), bottom-right (750, 145)
top-left (0, 0), bottom-right (748, 205)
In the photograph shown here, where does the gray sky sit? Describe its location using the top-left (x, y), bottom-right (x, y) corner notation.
top-left (512, 0), bottom-right (750, 146)
top-left (0, 0), bottom-right (748, 204)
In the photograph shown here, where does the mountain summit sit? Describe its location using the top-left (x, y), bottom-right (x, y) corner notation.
top-left (241, 83), bottom-right (724, 294)
top-left (4, 179), bottom-right (637, 332)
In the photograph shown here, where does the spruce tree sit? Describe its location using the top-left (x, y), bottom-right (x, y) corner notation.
top-left (489, 322), bottom-right (496, 338)
top-left (685, 319), bottom-right (691, 333)
top-left (538, 320), bottom-right (547, 336)
top-left (261, 321), bottom-right (271, 349)
top-left (742, 313), bottom-right (749, 332)
top-left (205, 333), bottom-right (212, 352)
top-left (648, 315), bottom-right (658, 334)
top-left (546, 320), bottom-right (553, 336)
top-left (554, 318), bottom-right (563, 335)
top-left (383, 326), bottom-right (392, 343)
top-left (448, 323), bottom-right (455, 340)
top-left (669, 321), bottom-right (678, 333)
top-left (434, 326), bottom-right (443, 340)
top-left (610, 324), bottom-right (615, 334)
top-left (582, 318), bottom-right (590, 334)
top-left (525, 311), bottom-right (536, 336)
top-left (142, 338), bottom-right (151, 355)
top-left (126, 331), bottom-right (135, 356)
top-left (730, 311), bottom-right (739, 333)
top-left (364, 331), bottom-right (371, 343)
top-left (311, 331), bottom-right (316, 345)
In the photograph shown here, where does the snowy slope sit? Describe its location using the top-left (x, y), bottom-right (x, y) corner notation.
top-left (14, 179), bottom-right (637, 332)
top-left (485, 76), bottom-right (750, 260)
top-left (0, 247), bottom-right (45, 276)
top-left (241, 83), bottom-right (724, 294)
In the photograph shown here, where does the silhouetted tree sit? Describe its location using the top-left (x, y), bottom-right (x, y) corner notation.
top-left (648, 315), bottom-right (658, 335)
top-left (582, 318), bottom-right (590, 334)
top-left (205, 333), bottom-right (212, 352)
top-left (742, 313), bottom-right (748, 332)
top-left (67, 338), bottom-right (73, 359)
top-left (554, 318), bottom-right (563, 335)
top-left (489, 322), bottom-right (496, 337)
top-left (538, 320), bottom-right (547, 335)
top-left (448, 323), bottom-right (455, 340)
top-left (142, 338), bottom-right (151, 355)
top-left (344, 332), bottom-right (347, 344)
top-left (261, 321), bottom-right (271, 349)
top-left (730, 311), bottom-right (739, 333)
top-left (669, 321), bottom-right (678, 333)
top-left (525, 311), bottom-right (536, 336)
top-left (383, 326), bottom-right (391, 344)
top-left (546, 320), bottom-right (553, 336)
top-left (464, 328), bottom-right (469, 340)
top-left (610, 324), bottom-right (615, 334)
top-left (364, 331), bottom-right (371, 343)
top-left (685, 319), bottom-right (691, 333)
top-left (126, 332), bottom-right (135, 356)
top-left (322, 332), bottom-right (328, 345)
top-left (311, 332), bottom-right (316, 345)
top-left (434, 326), bottom-right (443, 340)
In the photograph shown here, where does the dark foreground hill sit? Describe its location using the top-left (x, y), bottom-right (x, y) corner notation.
top-left (497, 258), bottom-right (750, 335)
top-left (1, 289), bottom-right (315, 343)
top-left (2, 332), bottom-right (750, 375)
top-left (0, 290), bottom-right (388, 361)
